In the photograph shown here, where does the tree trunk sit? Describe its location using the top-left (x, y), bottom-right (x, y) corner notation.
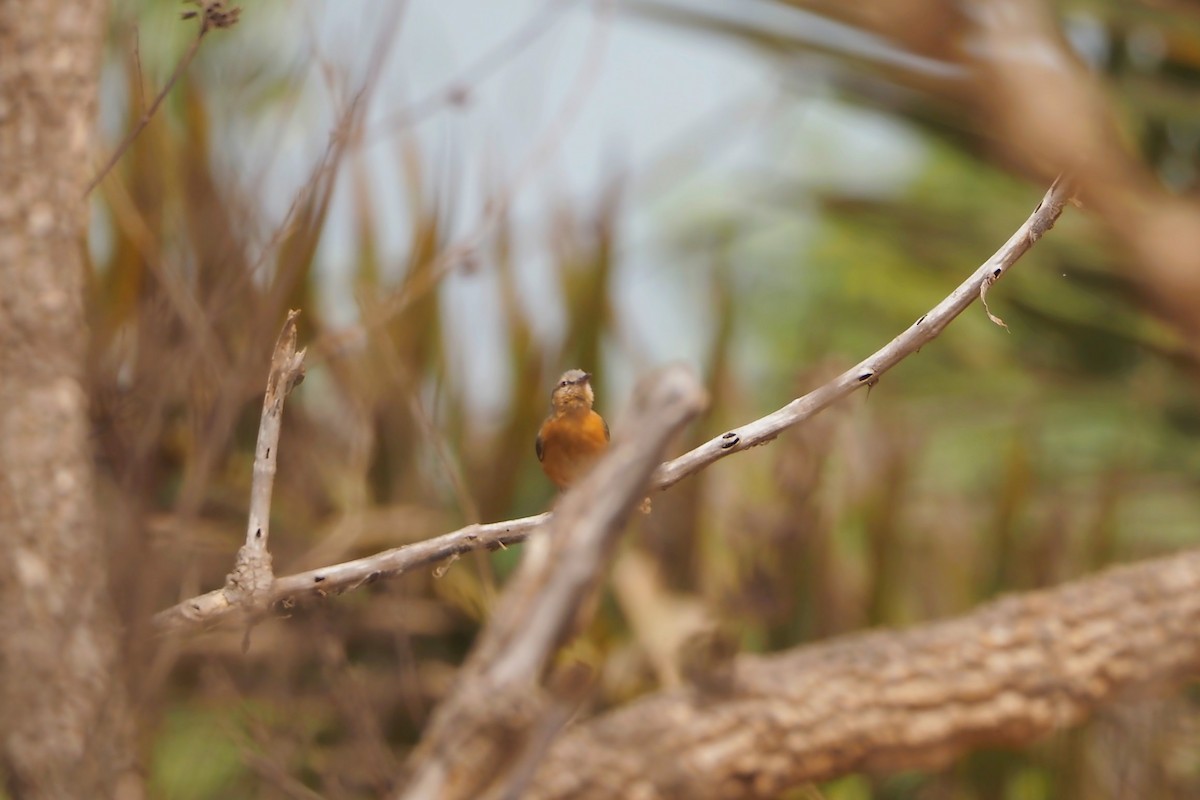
top-left (0, 1), bottom-right (139, 796)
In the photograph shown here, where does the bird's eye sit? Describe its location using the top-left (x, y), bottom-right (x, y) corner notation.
top-left (559, 380), bottom-right (569, 387)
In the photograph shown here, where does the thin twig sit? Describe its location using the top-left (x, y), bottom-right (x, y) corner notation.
top-left (245, 310), bottom-right (307, 555)
top-left (206, 311), bottom-right (305, 633)
top-left (85, 1), bottom-right (245, 198)
top-left (152, 178), bottom-right (1073, 634)
top-left (84, 32), bottom-right (203, 198)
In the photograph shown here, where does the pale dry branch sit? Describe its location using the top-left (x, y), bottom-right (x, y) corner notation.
top-left (153, 513), bottom-right (548, 633)
top-left (526, 546), bottom-right (1200, 799)
top-left (651, 176), bottom-right (1072, 490)
top-left (153, 177), bottom-right (1072, 634)
top-left (167, 312), bottom-right (305, 629)
top-left (244, 310), bottom-right (307, 555)
top-left (395, 365), bottom-right (708, 800)
top-left (150, 16), bottom-right (402, 660)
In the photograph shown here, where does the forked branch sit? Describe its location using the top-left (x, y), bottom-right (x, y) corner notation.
top-left (163, 311), bottom-right (305, 629)
top-left (153, 178), bottom-right (1074, 634)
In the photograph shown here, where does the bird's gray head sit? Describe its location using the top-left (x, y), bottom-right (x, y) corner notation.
top-left (550, 369), bottom-right (595, 412)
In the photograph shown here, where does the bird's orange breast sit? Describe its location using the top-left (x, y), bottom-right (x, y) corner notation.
top-left (537, 410), bottom-right (609, 490)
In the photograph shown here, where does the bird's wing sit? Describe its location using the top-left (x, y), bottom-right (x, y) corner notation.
top-left (603, 418), bottom-right (610, 441)
top-left (535, 431), bottom-right (545, 462)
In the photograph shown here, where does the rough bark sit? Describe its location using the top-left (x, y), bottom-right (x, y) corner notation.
top-left (0, 1), bottom-right (139, 796)
top-left (528, 548), bottom-right (1200, 799)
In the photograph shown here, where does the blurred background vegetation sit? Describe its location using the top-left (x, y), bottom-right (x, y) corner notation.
top-left (80, 0), bottom-right (1200, 798)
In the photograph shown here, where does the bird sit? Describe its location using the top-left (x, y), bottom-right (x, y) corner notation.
top-left (536, 369), bottom-right (610, 490)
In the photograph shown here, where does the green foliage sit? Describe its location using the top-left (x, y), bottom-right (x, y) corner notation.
top-left (152, 706), bottom-right (248, 800)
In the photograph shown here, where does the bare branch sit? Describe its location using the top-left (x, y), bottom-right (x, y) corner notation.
top-left (153, 177), bottom-right (1073, 634)
top-left (153, 513), bottom-right (548, 633)
top-left (526, 546), bottom-right (1200, 799)
top-left (396, 365), bottom-right (708, 800)
top-left (165, 312), bottom-right (305, 630)
top-left (244, 310), bottom-right (306, 554)
top-left (650, 176), bottom-right (1073, 491)
top-left (83, 3), bottom-right (241, 197)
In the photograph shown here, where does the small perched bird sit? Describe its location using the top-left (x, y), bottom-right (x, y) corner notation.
top-left (536, 369), bottom-right (610, 490)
